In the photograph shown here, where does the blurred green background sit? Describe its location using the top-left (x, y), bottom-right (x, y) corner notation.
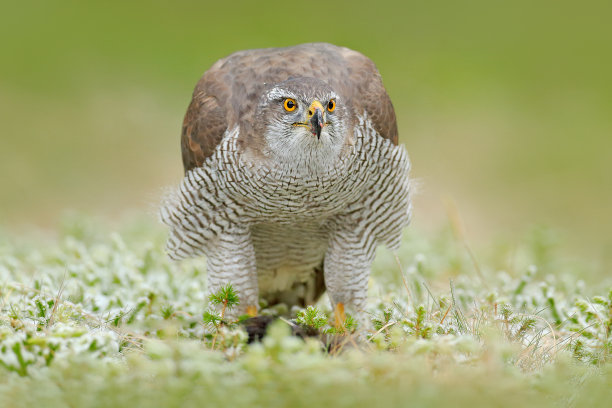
top-left (1, 0), bottom-right (611, 271)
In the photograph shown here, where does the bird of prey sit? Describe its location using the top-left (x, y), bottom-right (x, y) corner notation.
top-left (161, 43), bottom-right (411, 321)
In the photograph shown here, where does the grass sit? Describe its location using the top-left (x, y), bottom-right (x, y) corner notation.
top-left (1, 215), bottom-right (610, 407)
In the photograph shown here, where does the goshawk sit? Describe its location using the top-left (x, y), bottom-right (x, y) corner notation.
top-left (161, 43), bottom-right (411, 319)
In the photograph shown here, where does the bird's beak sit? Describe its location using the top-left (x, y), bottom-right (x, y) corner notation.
top-left (307, 101), bottom-right (325, 139)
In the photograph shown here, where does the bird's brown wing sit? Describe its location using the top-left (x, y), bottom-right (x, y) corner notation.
top-left (181, 81), bottom-right (228, 172)
top-left (336, 46), bottom-right (398, 145)
top-left (361, 72), bottom-right (399, 145)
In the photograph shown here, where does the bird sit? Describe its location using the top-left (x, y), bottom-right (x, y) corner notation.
top-left (161, 43), bottom-right (411, 322)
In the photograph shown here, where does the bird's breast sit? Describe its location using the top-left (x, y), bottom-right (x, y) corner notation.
top-left (227, 158), bottom-right (371, 223)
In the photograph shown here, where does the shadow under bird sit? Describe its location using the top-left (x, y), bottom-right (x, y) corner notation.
top-left (161, 42), bottom-right (411, 324)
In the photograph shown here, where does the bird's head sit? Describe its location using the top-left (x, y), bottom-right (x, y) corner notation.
top-left (256, 77), bottom-right (350, 171)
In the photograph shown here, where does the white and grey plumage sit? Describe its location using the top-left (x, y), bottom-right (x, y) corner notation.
top-left (161, 43), bottom-right (411, 319)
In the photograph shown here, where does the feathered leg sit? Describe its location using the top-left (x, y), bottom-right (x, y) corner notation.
top-left (323, 228), bottom-right (376, 326)
top-left (206, 227), bottom-right (259, 318)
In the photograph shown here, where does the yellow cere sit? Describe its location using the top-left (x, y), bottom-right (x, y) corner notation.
top-left (307, 100), bottom-right (324, 117)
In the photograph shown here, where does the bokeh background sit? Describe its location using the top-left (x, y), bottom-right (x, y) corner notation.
top-left (1, 0), bottom-right (611, 274)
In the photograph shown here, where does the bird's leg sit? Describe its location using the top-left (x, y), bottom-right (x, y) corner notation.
top-left (323, 229), bottom-right (376, 331)
top-left (206, 228), bottom-right (259, 320)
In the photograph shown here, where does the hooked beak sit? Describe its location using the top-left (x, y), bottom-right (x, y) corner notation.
top-left (307, 101), bottom-right (325, 139)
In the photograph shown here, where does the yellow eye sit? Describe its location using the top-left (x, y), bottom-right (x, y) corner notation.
top-left (327, 99), bottom-right (336, 112)
top-left (283, 98), bottom-right (297, 112)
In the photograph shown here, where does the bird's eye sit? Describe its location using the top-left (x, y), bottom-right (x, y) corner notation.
top-left (327, 99), bottom-right (336, 112)
top-left (283, 98), bottom-right (297, 112)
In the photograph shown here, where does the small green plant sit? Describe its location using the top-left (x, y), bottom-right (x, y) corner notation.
top-left (403, 304), bottom-right (433, 339)
top-left (327, 313), bottom-right (357, 335)
top-left (202, 284), bottom-right (241, 349)
top-left (295, 306), bottom-right (328, 329)
top-left (295, 305), bottom-right (357, 336)
top-left (208, 284), bottom-right (240, 312)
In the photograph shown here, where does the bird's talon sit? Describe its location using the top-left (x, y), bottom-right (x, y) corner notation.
top-left (246, 305), bottom-right (258, 317)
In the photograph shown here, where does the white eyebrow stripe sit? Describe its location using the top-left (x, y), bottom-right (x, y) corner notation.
top-left (265, 88), bottom-right (340, 103)
top-left (266, 88), bottom-right (298, 100)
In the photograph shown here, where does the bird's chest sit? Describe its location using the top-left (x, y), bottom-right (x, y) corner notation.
top-left (229, 157), bottom-right (371, 223)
